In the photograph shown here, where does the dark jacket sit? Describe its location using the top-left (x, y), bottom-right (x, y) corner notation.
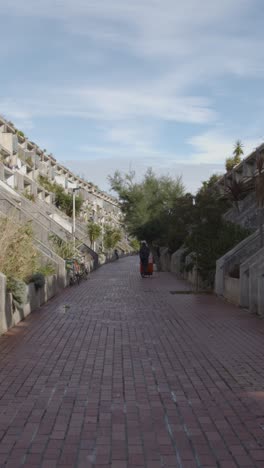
top-left (140, 244), bottom-right (150, 263)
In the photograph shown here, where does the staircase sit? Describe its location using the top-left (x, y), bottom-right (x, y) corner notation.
top-left (215, 229), bottom-right (264, 315)
top-left (0, 182), bottom-right (98, 268)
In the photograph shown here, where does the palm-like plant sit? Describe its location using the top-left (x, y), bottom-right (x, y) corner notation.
top-left (225, 140), bottom-right (244, 172)
top-left (224, 179), bottom-right (248, 211)
top-left (87, 222), bottom-right (102, 250)
top-left (103, 226), bottom-right (122, 252)
top-left (233, 140), bottom-right (244, 162)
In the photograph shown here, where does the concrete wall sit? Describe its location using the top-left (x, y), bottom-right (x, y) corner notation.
top-left (223, 276), bottom-right (240, 305)
top-left (170, 247), bottom-right (186, 275)
top-left (0, 133), bottom-right (14, 154)
top-left (240, 247), bottom-right (264, 308)
top-left (159, 247), bottom-right (171, 272)
top-left (50, 212), bottom-right (72, 233)
top-left (0, 273), bottom-right (6, 335)
top-left (248, 259), bottom-right (264, 315)
top-left (0, 272), bottom-right (63, 336)
top-left (215, 229), bottom-right (260, 296)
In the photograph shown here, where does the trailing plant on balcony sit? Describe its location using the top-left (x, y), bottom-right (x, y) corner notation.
top-left (54, 185), bottom-right (83, 217)
top-left (38, 175), bottom-right (54, 192)
top-left (25, 156), bottom-right (34, 168)
top-left (22, 191), bottom-right (36, 202)
top-left (38, 175), bottom-right (83, 217)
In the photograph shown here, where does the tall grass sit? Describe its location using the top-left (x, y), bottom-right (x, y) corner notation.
top-left (0, 216), bottom-right (40, 281)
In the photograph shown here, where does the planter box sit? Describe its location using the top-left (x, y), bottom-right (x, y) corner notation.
top-left (0, 273), bottom-right (63, 335)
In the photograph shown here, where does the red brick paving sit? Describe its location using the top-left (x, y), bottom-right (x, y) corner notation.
top-left (0, 257), bottom-right (264, 467)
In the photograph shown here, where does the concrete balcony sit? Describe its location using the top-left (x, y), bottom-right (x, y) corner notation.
top-left (0, 132), bottom-right (18, 155)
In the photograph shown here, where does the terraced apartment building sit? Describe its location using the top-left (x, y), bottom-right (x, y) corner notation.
top-left (0, 115), bottom-right (130, 333)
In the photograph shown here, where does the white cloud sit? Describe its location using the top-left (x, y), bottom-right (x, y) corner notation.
top-left (64, 156), bottom-right (224, 195)
top-left (0, 0), bottom-right (259, 69)
top-left (188, 131), bottom-right (261, 164)
top-left (0, 82), bottom-right (215, 125)
top-left (0, 0), bottom-right (264, 186)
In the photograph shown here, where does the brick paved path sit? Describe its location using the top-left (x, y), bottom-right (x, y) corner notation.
top-left (1, 257), bottom-right (264, 468)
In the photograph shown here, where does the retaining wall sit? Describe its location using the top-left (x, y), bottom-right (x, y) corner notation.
top-left (0, 272), bottom-right (65, 336)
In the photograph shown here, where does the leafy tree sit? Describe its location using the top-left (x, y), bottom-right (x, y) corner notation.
top-left (87, 222), bottom-right (102, 250)
top-left (184, 175), bottom-right (250, 285)
top-left (108, 168), bottom-right (184, 244)
top-left (185, 221), bottom-right (250, 286)
top-left (130, 239), bottom-right (140, 252)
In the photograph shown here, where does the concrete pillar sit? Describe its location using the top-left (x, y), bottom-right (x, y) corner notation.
top-left (240, 267), bottom-right (249, 308)
top-left (215, 258), bottom-right (225, 296)
top-left (0, 273), bottom-right (6, 334)
top-left (15, 172), bottom-right (25, 191)
top-left (240, 247), bottom-right (264, 308)
top-left (171, 247), bottom-right (185, 275)
top-left (258, 275), bottom-right (264, 316)
top-left (0, 162), bottom-right (4, 181)
top-left (249, 259), bottom-right (263, 314)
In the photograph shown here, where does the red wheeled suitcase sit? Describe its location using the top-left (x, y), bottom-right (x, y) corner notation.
top-left (140, 260), bottom-right (153, 276)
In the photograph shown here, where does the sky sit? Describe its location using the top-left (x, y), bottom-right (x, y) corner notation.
top-left (0, 0), bottom-right (264, 194)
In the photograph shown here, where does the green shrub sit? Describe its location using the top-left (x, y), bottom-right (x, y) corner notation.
top-left (30, 272), bottom-right (45, 290)
top-left (38, 176), bottom-right (83, 217)
top-left (7, 279), bottom-right (28, 305)
top-left (38, 175), bottom-right (55, 192)
top-left (49, 234), bottom-right (75, 259)
top-left (23, 191), bottom-right (36, 202)
top-left (38, 262), bottom-right (56, 276)
top-left (25, 156), bottom-right (34, 168)
top-left (185, 221), bottom-right (250, 286)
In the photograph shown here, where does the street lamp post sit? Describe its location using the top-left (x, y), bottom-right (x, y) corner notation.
top-left (72, 187), bottom-right (80, 250)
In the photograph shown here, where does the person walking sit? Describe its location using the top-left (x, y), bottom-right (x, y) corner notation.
top-left (139, 241), bottom-right (150, 277)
